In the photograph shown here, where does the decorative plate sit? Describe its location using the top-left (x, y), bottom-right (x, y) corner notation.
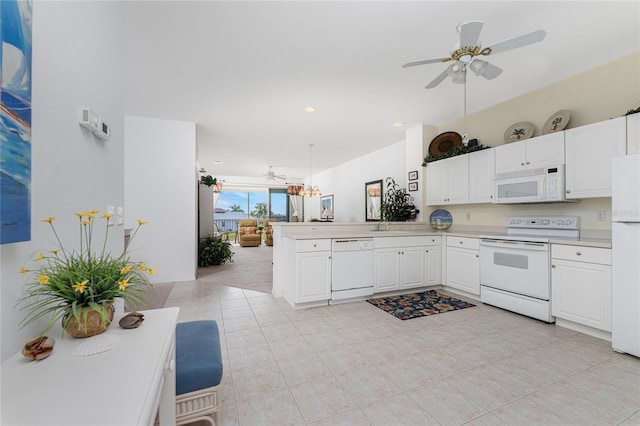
top-left (504, 122), bottom-right (534, 143)
top-left (428, 132), bottom-right (462, 155)
top-left (429, 209), bottom-right (452, 230)
top-left (543, 110), bottom-right (570, 134)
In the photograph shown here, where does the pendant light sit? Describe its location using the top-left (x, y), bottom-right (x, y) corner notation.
top-left (301, 144), bottom-right (321, 197)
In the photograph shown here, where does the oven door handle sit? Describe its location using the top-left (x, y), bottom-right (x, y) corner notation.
top-left (480, 239), bottom-right (548, 251)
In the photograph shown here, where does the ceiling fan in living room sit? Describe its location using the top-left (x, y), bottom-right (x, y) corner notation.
top-left (260, 165), bottom-right (287, 181)
top-left (403, 21), bottom-right (546, 89)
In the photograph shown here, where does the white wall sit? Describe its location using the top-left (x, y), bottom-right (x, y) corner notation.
top-left (307, 140), bottom-right (407, 222)
top-left (1, 1), bottom-right (125, 361)
top-left (124, 116), bottom-right (197, 283)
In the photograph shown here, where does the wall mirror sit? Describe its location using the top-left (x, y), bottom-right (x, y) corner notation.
top-left (365, 179), bottom-right (383, 222)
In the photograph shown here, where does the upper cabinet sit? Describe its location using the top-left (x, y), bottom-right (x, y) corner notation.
top-left (426, 155), bottom-right (469, 205)
top-left (468, 148), bottom-right (495, 203)
top-left (627, 112), bottom-right (640, 154)
top-left (495, 132), bottom-right (565, 175)
top-left (565, 116), bottom-right (626, 199)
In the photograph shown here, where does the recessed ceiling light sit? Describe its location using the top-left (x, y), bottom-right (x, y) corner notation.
top-left (393, 122), bottom-right (404, 127)
top-left (212, 160), bottom-right (222, 165)
top-left (304, 106), bottom-right (316, 112)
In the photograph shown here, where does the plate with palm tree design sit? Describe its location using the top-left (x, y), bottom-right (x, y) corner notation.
top-left (504, 122), bottom-right (534, 143)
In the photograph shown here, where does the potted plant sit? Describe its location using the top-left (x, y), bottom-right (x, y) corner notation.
top-left (18, 211), bottom-right (155, 338)
top-left (198, 234), bottom-right (234, 266)
top-left (379, 177), bottom-right (419, 222)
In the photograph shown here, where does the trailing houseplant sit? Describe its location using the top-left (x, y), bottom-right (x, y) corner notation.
top-left (198, 234), bottom-right (234, 266)
top-left (200, 175), bottom-right (217, 187)
top-left (18, 211), bottom-right (155, 337)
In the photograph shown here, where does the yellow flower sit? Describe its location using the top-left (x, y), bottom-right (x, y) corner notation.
top-left (21, 267), bottom-right (29, 275)
top-left (118, 278), bottom-right (130, 290)
top-left (137, 263), bottom-right (147, 271)
top-left (147, 267), bottom-right (157, 275)
top-left (85, 210), bottom-right (98, 219)
top-left (102, 213), bottom-right (113, 220)
top-left (73, 280), bottom-right (88, 293)
top-left (74, 212), bottom-right (85, 219)
top-left (49, 249), bottom-right (60, 255)
top-left (34, 252), bottom-right (44, 262)
top-left (80, 220), bottom-right (91, 226)
top-left (38, 275), bottom-right (50, 285)
top-left (89, 209), bottom-right (100, 215)
top-left (41, 216), bottom-right (56, 223)
top-left (137, 219), bottom-right (148, 226)
top-left (120, 265), bottom-right (133, 274)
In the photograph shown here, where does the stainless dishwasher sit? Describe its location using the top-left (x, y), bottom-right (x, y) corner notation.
top-left (331, 239), bottom-right (374, 303)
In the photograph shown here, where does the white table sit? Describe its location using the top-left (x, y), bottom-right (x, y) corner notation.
top-left (1, 307), bottom-right (179, 426)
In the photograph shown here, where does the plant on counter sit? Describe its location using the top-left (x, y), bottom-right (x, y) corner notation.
top-left (200, 175), bottom-right (217, 187)
top-left (199, 234), bottom-right (234, 266)
top-left (422, 143), bottom-right (490, 165)
top-left (17, 211), bottom-right (155, 337)
top-left (624, 102), bottom-right (640, 116)
top-left (380, 177), bottom-right (419, 222)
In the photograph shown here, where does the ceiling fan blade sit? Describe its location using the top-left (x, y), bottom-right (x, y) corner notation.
top-left (459, 21), bottom-right (483, 47)
top-left (425, 69), bottom-right (449, 89)
top-left (485, 29), bottom-right (546, 55)
top-left (480, 62), bottom-right (503, 79)
top-left (402, 57), bottom-right (448, 68)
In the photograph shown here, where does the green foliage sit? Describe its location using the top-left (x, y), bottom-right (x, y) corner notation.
top-left (230, 204), bottom-right (243, 212)
top-left (380, 177), bottom-right (415, 222)
top-left (624, 102), bottom-right (640, 116)
top-left (422, 144), bottom-right (490, 165)
top-left (251, 202), bottom-right (268, 219)
top-left (199, 234), bottom-right (234, 266)
top-left (200, 175), bottom-right (217, 186)
top-left (18, 212), bottom-right (154, 337)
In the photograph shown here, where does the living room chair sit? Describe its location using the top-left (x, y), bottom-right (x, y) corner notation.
top-left (237, 219), bottom-right (261, 247)
top-left (263, 218), bottom-right (279, 246)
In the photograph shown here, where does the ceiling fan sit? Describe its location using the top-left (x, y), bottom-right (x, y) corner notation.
top-left (260, 165), bottom-right (287, 181)
top-left (403, 21), bottom-right (546, 89)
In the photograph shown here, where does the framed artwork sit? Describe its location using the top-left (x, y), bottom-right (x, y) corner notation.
top-left (365, 179), bottom-right (383, 222)
top-left (408, 170), bottom-right (418, 181)
top-left (408, 181), bottom-right (418, 192)
top-left (1, 0), bottom-right (33, 244)
top-left (320, 195), bottom-right (334, 220)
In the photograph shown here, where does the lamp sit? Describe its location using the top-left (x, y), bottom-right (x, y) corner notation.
top-left (301, 144), bottom-right (322, 197)
top-left (469, 59), bottom-right (488, 76)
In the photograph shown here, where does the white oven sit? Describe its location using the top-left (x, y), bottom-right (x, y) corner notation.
top-left (480, 216), bottom-right (580, 322)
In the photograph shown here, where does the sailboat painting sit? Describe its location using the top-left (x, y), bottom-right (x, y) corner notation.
top-left (1, 0), bottom-right (32, 244)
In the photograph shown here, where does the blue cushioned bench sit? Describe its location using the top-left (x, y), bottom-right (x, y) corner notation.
top-left (175, 320), bottom-right (223, 426)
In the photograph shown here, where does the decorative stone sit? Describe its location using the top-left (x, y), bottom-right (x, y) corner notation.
top-left (119, 312), bottom-right (145, 329)
top-left (22, 336), bottom-right (55, 361)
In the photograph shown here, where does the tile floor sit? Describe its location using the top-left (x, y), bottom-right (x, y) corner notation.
top-left (164, 283), bottom-right (640, 426)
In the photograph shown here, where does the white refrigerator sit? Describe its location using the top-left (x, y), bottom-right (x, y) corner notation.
top-left (612, 153), bottom-right (640, 357)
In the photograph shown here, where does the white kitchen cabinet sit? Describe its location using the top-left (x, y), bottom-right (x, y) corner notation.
top-left (374, 236), bottom-right (425, 292)
top-left (468, 148), bottom-right (495, 203)
top-left (627, 112), bottom-right (640, 154)
top-left (551, 245), bottom-right (611, 332)
top-left (565, 116), bottom-right (626, 199)
top-left (426, 154), bottom-right (469, 205)
top-left (424, 236), bottom-right (442, 286)
top-left (445, 236), bottom-right (480, 295)
top-left (494, 132), bottom-right (565, 175)
top-left (284, 239), bottom-right (331, 306)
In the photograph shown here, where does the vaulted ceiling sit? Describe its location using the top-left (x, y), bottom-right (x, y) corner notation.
top-left (123, 1), bottom-right (640, 182)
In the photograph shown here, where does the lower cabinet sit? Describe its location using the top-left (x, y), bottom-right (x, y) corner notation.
top-left (424, 236), bottom-right (442, 286)
top-left (285, 239), bottom-right (332, 305)
top-left (551, 245), bottom-right (611, 332)
top-left (374, 236), bottom-right (426, 292)
top-left (445, 236), bottom-right (480, 295)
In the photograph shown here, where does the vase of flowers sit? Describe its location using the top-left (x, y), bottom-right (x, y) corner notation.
top-left (18, 210), bottom-right (155, 338)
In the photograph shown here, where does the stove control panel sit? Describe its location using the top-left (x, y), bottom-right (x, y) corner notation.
top-left (506, 216), bottom-right (579, 230)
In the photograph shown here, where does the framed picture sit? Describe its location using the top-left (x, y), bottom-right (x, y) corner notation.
top-left (408, 170), bottom-right (418, 181)
top-left (408, 181), bottom-right (418, 192)
top-left (365, 180), bottom-right (383, 222)
top-left (320, 195), bottom-right (334, 220)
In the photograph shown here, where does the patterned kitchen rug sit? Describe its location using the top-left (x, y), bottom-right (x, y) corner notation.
top-left (366, 290), bottom-right (475, 320)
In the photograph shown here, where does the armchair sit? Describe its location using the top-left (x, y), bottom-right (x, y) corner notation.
top-left (263, 219), bottom-right (279, 246)
top-left (237, 219), bottom-right (261, 247)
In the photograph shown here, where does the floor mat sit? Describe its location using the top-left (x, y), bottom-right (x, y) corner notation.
top-left (367, 290), bottom-right (475, 320)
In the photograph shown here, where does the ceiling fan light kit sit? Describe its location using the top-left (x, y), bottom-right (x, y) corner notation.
top-left (403, 20), bottom-right (546, 89)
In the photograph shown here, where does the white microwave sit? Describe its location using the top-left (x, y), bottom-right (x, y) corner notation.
top-left (493, 165), bottom-right (566, 204)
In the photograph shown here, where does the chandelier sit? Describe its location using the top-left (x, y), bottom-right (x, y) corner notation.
top-left (300, 144), bottom-right (321, 197)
